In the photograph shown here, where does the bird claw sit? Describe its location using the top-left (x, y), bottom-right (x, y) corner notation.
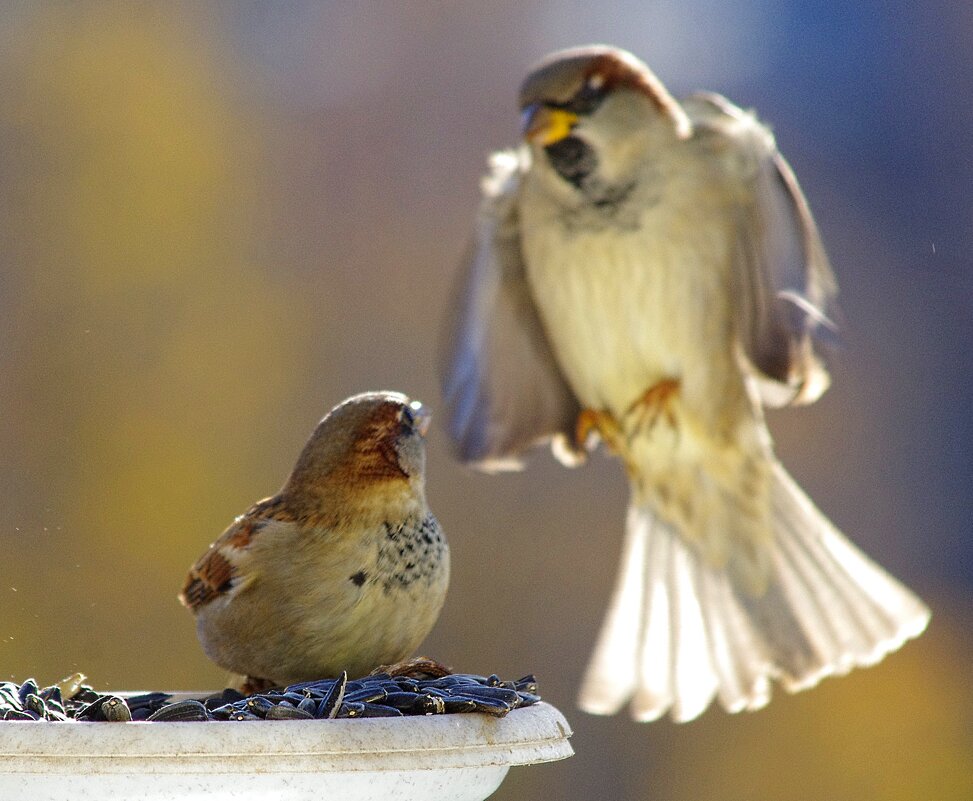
top-left (626, 378), bottom-right (680, 431)
top-left (575, 408), bottom-right (624, 453)
top-left (239, 676), bottom-right (277, 695)
top-left (373, 656), bottom-right (454, 680)
top-left (574, 379), bottom-right (680, 455)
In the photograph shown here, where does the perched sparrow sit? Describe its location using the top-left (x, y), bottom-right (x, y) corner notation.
top-left (442, 45), bottom-right (929, 722)
top-left (180, 392), bottom-right (449, 687)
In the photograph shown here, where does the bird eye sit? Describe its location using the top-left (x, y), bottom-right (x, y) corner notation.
top-left (559, 73), bottom-right (608, 116)
top-left (399, 400), bottom-right (431, 437)
top-left (585, 73), bottom-right (606, 92)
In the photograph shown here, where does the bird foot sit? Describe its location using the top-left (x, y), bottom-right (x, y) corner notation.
top-left (238, 675), bottom-right (277, 695)
top-left (626, 378), bottom-right (680, 431)
top-left (575, 407), bottom-right (625, 453)
top-left (372, 656), bottom-right (454, 680)
top-left (574, 379), bottom-right (680, 453)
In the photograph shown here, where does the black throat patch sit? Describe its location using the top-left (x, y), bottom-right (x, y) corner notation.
top-left (545, 135), bottom-right (638, 216)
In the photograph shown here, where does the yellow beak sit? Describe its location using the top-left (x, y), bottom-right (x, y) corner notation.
top-left (521, 104), bottom-right (579, 146)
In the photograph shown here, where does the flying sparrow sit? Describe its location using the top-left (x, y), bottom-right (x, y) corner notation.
top-left (442, 45), bottom-right (929, 722)
top-left (180, 392), bottom-right (449, 688)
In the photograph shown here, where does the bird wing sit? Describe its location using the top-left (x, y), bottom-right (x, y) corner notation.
top-left (440, 150), bottom-right (583, 469)
top-left (179, 498), bottom-right (286, 611)
top-left (180, 545), bottom-right (242, 611)
top-left (684, 92), bottom-right (838, 407)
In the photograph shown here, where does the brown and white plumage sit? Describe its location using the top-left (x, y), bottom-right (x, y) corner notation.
top-left (442, 45), bottom-right (929, 721)
top-left (180, 392), bottom-right (450, 686)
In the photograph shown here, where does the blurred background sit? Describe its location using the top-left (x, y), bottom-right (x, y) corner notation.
top-left (0, 1), bottom-right (969, 798)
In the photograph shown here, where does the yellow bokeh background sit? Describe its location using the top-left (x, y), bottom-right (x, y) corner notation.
top-left (0, 4), bottom-right (969, 801)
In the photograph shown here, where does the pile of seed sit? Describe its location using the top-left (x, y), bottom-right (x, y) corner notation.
top-left (0, 679), bottom-right (171, 722)
top-left (0, 673), bottom-right (540, 722)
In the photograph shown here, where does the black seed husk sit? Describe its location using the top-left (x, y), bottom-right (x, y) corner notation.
top-left (316, 671), bottom-right (347, 719)
top-left (265, 704), bottom-right (313, 720)
top-left (145, 700), bottom-right (211, 722)
top-left (101, 697), bottom-right (132, 722)
top-left (0, 671), bottom-right (540, 723)
top-left (359, 703), bottom-right (403, 718)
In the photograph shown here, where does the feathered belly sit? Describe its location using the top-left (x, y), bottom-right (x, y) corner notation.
top-left (523, 222), bottom-right (733, 420)
top-left (523, 216), bottom-right (773, 583)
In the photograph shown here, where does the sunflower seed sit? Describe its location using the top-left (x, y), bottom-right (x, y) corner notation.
top-left (343, 687), bottom-right (387, 704)
top-left (17, 679), bottom-right (39, 705)
top-left (442, 698), bottom-right (477, 713)
top-left (0, 670), bottom-right (541, 722)
top-left (54, 673), bottom-right (87, 700)
top-left (423, 695), bottom-right (446, 714)
top-left (39, 686), bottom-right (63, 706)
top-left (228, 710), bottom-right (262, 721)
top-left (359, 703), bottom-right (403, 718)
top-left (264, 704), bottom-right (313, 720)
top-left (146, 700), bottom-right (211, 722)
top-left (316, 671), bottom-right (347, 719)
top-left (102, 697), bottom-right (132, 722)
top-left (462, 685), bottom-right (521, 705)
top-left (244, 696), bottom-right (275, 717)
top-left (75, 698), bottom-right (109, 721)
top-left (2, 709), bottom-right (38, 721)
top-left (336, 701), bottom-right (365, 718)
top-left (24, 693), bottom-right (48, 716)
top-left (456, 695), bottom-right (512, 717)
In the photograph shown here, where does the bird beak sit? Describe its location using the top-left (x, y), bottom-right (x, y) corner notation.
top-left (409, 401), bottom-right (432, 437)
top-left (521, 103), bottom-right (579, 146)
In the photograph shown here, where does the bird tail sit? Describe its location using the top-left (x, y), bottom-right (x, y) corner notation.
top-left (577, 460), bottom-right (930, 723)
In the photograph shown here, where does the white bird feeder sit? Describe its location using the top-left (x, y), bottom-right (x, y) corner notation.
top-left (0, 696), bottom-right (572, 801)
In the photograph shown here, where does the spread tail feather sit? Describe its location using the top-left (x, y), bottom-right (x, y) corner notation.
top-left (578, 461), bottom-right (930, 723)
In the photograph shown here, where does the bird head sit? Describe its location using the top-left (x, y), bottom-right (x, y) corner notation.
top-left (519, 45), bottom-right (691, 204)
top-left (283, 392), bottom-right (432, 521)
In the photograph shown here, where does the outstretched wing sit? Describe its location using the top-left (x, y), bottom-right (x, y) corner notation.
top-left (440, 150), bottom-right (582, 469)
top-left (685, 92), bottom-right (838, 408)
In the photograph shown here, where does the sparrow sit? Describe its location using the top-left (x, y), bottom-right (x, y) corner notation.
top-left (442, 45), bottom-right (930, 722)
top-left (180, 392), bottom-right (450, 688)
